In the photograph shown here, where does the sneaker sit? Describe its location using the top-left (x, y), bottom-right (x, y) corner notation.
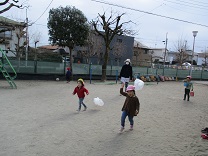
top-left (76, 109), bottom-right (80, 112)
top-left (201, 133), bottom-right (208, 140)
top-left (119, 127), bottom-right (124, 133)
top-left (130, 125), bottom-right (133, 130)
top-left (83, 107), bottom-right (87, 111)
top-left (201, 127), bottom-right (208, 134)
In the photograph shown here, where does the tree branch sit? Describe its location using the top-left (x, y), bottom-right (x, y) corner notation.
top-left (0, 2), bottom-right (22, 14)
top-left (0, 0), bottom-right (9, 5)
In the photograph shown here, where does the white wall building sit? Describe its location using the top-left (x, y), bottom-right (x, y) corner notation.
top-left (0, 16), bottom-right (26, 57)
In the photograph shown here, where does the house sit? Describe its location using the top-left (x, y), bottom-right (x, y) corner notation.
top-left (166, 50), bottom-right (199, 65)
top-left (77, 32), bottom-right (134, 65)
top-left (132, 40), bottom-right (152, 66)
top-left (0, 16), bottom-right (26, 57)
top-left (197, 52), bottom-right (208, 66)
top-left (150, 48), bottom-right (168, 64)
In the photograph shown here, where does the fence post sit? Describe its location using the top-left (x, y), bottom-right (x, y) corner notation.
top-left (34, 60), bottom-right (37, 73)
top-left (116, 70), bottom-right (118, 84)
top-left (176, 66), bottom-right (178, 81)
top-left (156, 68), bottom-right (159, 84)
top-left (89, 62), bottom-right (92, 84)
top-left (63, 61), bottom-right (66, 75)
top-left (201, 67), bottom-right (203, 80)
top-left (162, 67), bottom-right (165, 76)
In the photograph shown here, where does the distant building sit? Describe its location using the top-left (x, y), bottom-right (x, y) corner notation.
top-left (133, 41), bottom-right (152, 66)
top-left (0, 16), bottom-right (26, 57)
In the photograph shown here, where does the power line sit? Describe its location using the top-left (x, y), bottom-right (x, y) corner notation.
top-left (163, 0), bottom-right (208, 10)
top-left (91, 0), bottom-right (208, 27)
top-left (32, 0), bottom-right (54, 24)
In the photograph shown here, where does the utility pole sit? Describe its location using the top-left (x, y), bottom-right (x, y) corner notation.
top-left (162, 32), bottom-right (168, 76)
top-left (25, 8), bottom-right (29, 66)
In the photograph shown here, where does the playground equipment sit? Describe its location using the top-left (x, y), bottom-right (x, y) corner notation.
top-left (0, 48), bottom-right (17, 89)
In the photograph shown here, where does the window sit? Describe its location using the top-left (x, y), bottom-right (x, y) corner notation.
top-left (116, 39), bottom-right (122, 43)
top-left (0, 27), bottom-right (12, 39)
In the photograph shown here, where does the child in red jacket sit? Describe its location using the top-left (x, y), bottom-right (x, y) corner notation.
top-left (73, 78), bottom-right (89, 112)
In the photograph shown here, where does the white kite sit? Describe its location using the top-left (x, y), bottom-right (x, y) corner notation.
top-left (93, 97), bottom-right (104, 106)
top-left (134, 78), bottom-right (144, 91)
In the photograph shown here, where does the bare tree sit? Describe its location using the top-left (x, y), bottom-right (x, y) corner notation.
top-left (112, 41), bottom-right (127, 66)
top-left (174, 39), bottom-right (189, 65)
top-left (0, 0), bottom-right (23, 14)
top-left (92, 11), bottom-right (132, 81)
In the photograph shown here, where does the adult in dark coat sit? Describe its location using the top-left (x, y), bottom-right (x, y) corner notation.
top-left (119, 59), bottom-right (133, 91)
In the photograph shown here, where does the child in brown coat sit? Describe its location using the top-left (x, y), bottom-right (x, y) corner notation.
top-left (119, 83), bottom-right (140, 132)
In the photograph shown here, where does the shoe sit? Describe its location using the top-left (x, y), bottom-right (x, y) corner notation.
top-left (76, 109), bottom-right (80, 112)
top-left (119, 127), bottom-right (124, 133)
top-left (130, 125), bottom-right (133, 130)
top-left (83, 107), bottom-right (87, 111)
top-left (201, 133), bottom-right (208, 140)
top-left (201, 127), bottom-right (208, 133)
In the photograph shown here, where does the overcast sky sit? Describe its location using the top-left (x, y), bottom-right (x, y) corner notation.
top-left (1, 0), bottom-right (208, 52)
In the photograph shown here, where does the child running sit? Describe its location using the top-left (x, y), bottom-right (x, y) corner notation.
top-left (183, 75), bottom-right (193, 101)
top-left (119, 83), bottom-right (140, 132)
top-left (73, 78), bottom-right (89, 112)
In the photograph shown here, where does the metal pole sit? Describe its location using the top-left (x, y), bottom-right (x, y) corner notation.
top-left (25, 8), bottom-right (29, 66)
top-left (116, 70), bottom-right (118, 84)
top-left (163, 33), bottom-right (168, 76)
top-left (190, 31), bottom-right (198, 77)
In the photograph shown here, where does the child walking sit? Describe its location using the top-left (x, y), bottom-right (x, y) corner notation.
top-left (66, 67), bottom-right (71, 83)
top-left (73, 78), bottom-right (89, 112)
top-left (119, 83), bottom-right (140, 132)
top-left (183, 75), bottom-right (193, 101)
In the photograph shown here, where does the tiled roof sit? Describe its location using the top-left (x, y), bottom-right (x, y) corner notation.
top-left (134, 40), bottom-right (150, 49)
top-left (38, 45), bottom-right (59, 50)
top-left (0, 16), bottom-right (26, 26)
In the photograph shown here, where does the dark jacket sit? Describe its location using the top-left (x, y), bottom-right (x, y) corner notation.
top-left (119, 64), bottom-right (133, 80)
top-left (120, 88), bottom-right (140, 117)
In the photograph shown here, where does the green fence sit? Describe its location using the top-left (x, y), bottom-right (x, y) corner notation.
top-left (2, 59), bottom-right (208, 80)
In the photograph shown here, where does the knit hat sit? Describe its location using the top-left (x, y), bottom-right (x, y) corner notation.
top-left (126, 85), bottom-right (135, 92)
top-left (186, 75), bottom-right (191, 79)
top-left (78, 78), bottom-right (84, 85)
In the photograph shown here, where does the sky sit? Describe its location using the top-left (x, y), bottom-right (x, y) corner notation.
top-left (1, 0), bottom-right (208, 52)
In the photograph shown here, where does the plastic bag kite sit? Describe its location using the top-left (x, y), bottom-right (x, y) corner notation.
top-left (93, 97), bottom-right (104, 106)
top-left (134, 78), bottom-right (144, 91)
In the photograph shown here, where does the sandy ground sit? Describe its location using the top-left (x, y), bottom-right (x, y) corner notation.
top-left (0, 79), bottom-right (208, 156)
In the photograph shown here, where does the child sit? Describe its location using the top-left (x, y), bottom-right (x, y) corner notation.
top-left (119, 83), bottom-right (140, 132)
top-left (183, 75), bottom-right (193, 101)
top-left (66, 67), bottom-right (71, 83)
top-left (73, 78), bottom-right (89, 111)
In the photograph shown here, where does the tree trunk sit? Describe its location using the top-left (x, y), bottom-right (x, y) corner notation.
top-left (69, 48), bottom-right (73, 80)
top-left (101, 47), bottom-right (109, 81)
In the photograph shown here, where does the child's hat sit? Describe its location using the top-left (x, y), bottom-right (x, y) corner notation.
top-left (124, 59), bottom-right (131, 63)
top-left (126, 85), bottom-right (135, 92)
top-left (186, 75), bottom-right (192, 79)
top-left (78, 78), bottom-right (84, 84)
top-left (67, 67), bottom-right (71, 70)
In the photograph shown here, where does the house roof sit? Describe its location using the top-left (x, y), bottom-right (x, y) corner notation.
top-left (197, 52), bottom-right (207, 57)
top-left (0, 16), bottom-right (26, 27)
top-left (38, 45), bottom-right (59, 50)
top-left (134, 40), bottom-right (150, 49)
